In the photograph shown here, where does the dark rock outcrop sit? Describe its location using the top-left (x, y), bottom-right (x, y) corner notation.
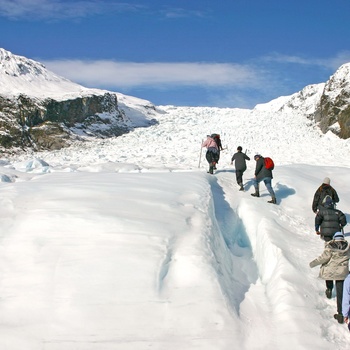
top-left (314, 64), bottom-right (350, 139)
top-left (0, 92), bottom-right (128, 151)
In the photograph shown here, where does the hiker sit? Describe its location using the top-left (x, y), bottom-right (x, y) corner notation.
top-left (342, 273), bottom-right (350, 330)
top-left (251, 154), bottom-right (276, 204)
top-left (211, 134), bottom-right (224, 169)
top-left (312, 177), bottom-right (339, 213)
top-left (310, 231), bottom-right (350, 324)
top-left (315, 196), bottom-right (347, 242)
top-left (231, 146), bottom-right (250, 191)
top-left (202, 135), bottom-right (219, 174)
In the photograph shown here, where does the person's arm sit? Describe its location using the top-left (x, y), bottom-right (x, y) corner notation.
top-left (343, 277), bottom-right (350, 321)
top-left (255, 159), bottom-right (263, 176)
top-left (315, 212), bottom-right (323, 235)
top-left (333, 188), bottom-right (340, 203)
top-left (312, 190), bottom-right (319, 213)
top-left (339, 211), bottom-right (347, 228)
top-left (309, 249), bottom-right (331, 268)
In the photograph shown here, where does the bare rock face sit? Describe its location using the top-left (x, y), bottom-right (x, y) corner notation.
top-left (0, 92), bottom-right (128, 151)
top-left (314, 63), bottom-right (350, 139)
top-left (254, 63), bottom-right (350, 139)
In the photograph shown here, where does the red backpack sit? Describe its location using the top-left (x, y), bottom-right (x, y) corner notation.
top-left (264, 157), bottom-right (274, 170)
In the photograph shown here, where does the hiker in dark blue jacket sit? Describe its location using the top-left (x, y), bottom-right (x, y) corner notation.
top-left (251, 154), bottom-right (276, 204)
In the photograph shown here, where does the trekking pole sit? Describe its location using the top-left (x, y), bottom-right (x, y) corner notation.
top-left (198, 140), bottom-right (203, 168)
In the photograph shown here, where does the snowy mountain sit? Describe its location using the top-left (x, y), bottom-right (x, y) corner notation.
top-left (0, 48), bottom-right (160, 152)
top-left (314, 63), bottom-right (350, 138)
top-left (1, 48), bottom-right (350, 156)
top-left (255, 63), bottom-right (350, 139)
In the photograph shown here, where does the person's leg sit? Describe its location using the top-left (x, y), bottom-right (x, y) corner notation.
top-left (263, 178), bottom-right (276, 203)
top-left (251, 178), bottom-right (260, 197)
top-left (206, 151), bottom-right (214, 174)
top-left (236, 170), bottom-right (243, 185)
top-left (326, 280), bottom-right (334, 298)
top-left (335, 280), bottom-right (345, 323)
top-left (336, 280), bottom-right (344, 314)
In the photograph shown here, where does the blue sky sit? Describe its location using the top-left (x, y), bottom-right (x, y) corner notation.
top-left (1, 0), bottom-right (350, 108)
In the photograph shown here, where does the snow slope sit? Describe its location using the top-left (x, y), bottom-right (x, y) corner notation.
top-left (0, 105), bottom-right (350, 350)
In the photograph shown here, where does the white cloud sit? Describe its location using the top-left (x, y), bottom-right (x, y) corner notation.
top-left (161, 7), bottom-right (207, 19)
top-left (262, 51), bottom-right (350, 70)
top-left (0, 0), bottom-right (143, 20)
top-left (43, 60), bottom-right (263, 89)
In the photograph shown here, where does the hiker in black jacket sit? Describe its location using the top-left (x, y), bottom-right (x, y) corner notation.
top-left (231, 146), bottom-right (250, 191)
top-left (315, 197), bottom-right (347, 242)
top-left (312, 177), bottom-right (339, 213)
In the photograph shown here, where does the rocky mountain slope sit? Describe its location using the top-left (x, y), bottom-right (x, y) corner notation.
top-left (1, 48), bottom-right (350, 155)
top-left (0, 48), bottom-right (159, 153)
top-left (255, 63), bottom-right (350, 139)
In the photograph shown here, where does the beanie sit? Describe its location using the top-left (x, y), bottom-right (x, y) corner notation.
top-left (323, 177), bottom-right (330, 185)
top-left (333, 231), bottom-right (344, 240)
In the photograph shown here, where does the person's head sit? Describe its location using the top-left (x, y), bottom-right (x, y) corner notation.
top-left (323, 177), bottom-right (331, 185)
top-left (237, 146), bottom-right (242, 152)
top-left (254, 154), bottom-right (261, 161)
top-left (333, 231), bottom-right (345, 241)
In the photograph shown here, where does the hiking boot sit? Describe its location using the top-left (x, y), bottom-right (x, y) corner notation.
top-left (251, 191), bottom-right (259, 197)
top-left (334, 313), bottom-right (344, 324)
top-left (325, 288), bottom-right (332, 299)
top-left (268, 197), bottom-right (277, 204)
top-left (239, 185), bottom-right (244, 191)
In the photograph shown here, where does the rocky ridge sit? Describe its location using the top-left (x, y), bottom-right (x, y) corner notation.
top-left (0, 49), bottom-right (159, 153)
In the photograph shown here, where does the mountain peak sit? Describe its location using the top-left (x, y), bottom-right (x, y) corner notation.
top-left (0, 48), bottom-right (96, 100)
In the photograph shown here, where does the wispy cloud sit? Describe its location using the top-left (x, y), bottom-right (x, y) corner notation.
top-left (0, 0), bottom-right (205, 21)
top-left (160, 7), bottom-right (207, 19)
top-left (43, 60), bottom-right (263, 89)
top-left (262, 51), bottom-right (350, 70)
top-left (0, 0), bottom-right (144, 20)
top-left (40, 52), bottom-right (349, 108)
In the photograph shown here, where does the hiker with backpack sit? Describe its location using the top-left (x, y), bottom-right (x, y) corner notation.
top-left (231, 146), bottom-right (250, 191)
top-left (310, 231), bottom-right (350, 324)
top-left (202, 135), bottom-right (219, 174)
top-left (251, 154), bottom-right (277, 204)
top-left (315, 196), bottom-right (347, 242)
top-left (211, 134), bottom-right (224, 169)
top-left (312, 177), bottom-right (340, 213)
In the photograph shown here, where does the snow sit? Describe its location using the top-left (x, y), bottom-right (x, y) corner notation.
top-left (1, 102), bottom-right (350, 348)
top-left (0, 48), bottom-right (106, 100)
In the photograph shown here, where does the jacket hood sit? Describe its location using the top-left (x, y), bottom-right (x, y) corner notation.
top-left (326, 240), bottom-right (349, 252)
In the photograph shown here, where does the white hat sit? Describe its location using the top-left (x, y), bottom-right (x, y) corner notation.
top-left (323, 177), bottom-right (330, 185)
